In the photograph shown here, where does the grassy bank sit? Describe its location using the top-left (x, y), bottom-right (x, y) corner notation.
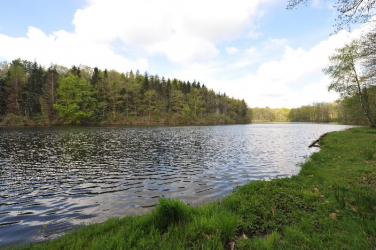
top-left (18, 127), bottom-right (376, 249)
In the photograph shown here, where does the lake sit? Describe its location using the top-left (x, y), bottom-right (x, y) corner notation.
top-left (0, 123), bottom-right (353, 246)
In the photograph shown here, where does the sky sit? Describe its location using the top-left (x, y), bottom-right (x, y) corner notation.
top-left (0, 0), bottom-right (373, 108)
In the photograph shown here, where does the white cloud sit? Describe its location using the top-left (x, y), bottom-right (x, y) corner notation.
top-left (0, 0), bottom-right (277, 68)
top-left (300, 76), bottom-right (338, 104)
top-left (264, 37), bottom-right (289, 50)
top-left (0, 26), bottom-right (147, 72)
top-left (222, 30), bottom-right (363, 108)
top-left (229, 60), bottom-right (252, 69)
top-left (248, 30), bottom-right (262, 39)
top-left (226, 47), bottom-right (239, 55)
top-left (247, 24), bottom-right (263, 39)
top-left (169, 24), bottom-right (371, 108)
top-left (150, 34), bottom-right (219, 63)
top-left (72, 0), bottom-right (276, 64)
top-left (246, 46), bottom-right (257, 55)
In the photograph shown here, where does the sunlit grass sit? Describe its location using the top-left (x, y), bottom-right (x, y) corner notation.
top-left (16, 127), bottom-right (376, 249)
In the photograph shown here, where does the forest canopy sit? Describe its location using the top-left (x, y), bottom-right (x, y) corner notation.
top-left (0, 59), bottom-right (251, 126)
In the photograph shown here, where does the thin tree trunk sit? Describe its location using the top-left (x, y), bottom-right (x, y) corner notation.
top-left (352, 63), bottom-right (375, 127)
top-left (51, 74), bottom-right (54, 104)
top-left (15, 67), bottom-right (20, 114)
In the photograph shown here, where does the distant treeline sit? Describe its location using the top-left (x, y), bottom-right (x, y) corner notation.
top-left (288, 103), bottom-right (340, 123)
top-left (251, 107), bottom-right (290, 122)
top-left (251, 91), bottom-right (376, 125)
top-left (288, 88), bottom-right (376, 125)
top-left (0, 59), bottom-right (251, 126)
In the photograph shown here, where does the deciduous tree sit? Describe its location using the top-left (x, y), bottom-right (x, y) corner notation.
top-left (323, 41), bottom-right (375, 127)
top-left (54, 73), bottom-right (97, 125)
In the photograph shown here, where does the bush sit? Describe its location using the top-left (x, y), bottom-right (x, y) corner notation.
top-left (1, 114), bottom-right (26, 126)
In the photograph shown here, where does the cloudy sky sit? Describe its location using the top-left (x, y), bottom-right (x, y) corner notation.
top-left (0, 0), bottom-right (372, 108)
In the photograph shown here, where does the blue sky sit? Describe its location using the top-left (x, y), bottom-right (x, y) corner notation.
top-left (0, 0), bottom-right (369, 108)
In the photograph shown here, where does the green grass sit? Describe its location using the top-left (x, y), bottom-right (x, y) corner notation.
top-left (17, 127), bottom-right (376, 249)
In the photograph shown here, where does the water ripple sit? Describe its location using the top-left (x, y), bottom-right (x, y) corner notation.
top-left (0, 123), bottom-right (353, 246)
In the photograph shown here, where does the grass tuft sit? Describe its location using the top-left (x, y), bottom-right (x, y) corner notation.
top-left (151, 198), bottom-right (192, 232)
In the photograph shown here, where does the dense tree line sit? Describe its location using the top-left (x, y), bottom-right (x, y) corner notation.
top-left (251, 107), bottom-right (290, 122)
top-left (254, 100), bottom-right (376, 125)
top-left (0, 59), bottom-right (251, 126)
top-left (287, 90), bottom-right (376, 125)
top-left (288, 102), bottom-right (341, 123)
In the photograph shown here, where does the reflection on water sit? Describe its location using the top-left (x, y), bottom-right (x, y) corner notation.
top-left (0, 123), bottom-right (352, 246)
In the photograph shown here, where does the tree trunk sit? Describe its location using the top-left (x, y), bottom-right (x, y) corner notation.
top-left (352, 64), bottom-right (375, 127)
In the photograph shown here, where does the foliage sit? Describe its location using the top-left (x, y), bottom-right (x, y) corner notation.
top-left (0, 59), bottom-right (251, 126)
top-left (324, 41), bottom-right (362, 95)
top-left (1, 114), bottom-right (27, 126)
top-left (54, 73), bottom-right (97, 125)
top-left (0, 61), bottom-right (8, 118)
top-left (336, 87), bottom-right (376, 125)
top-left (40, 67), bottom-right (58, 125)
top-left (16, 127), bottom-right (376, 249)
top-left (251, 107), bottom-right (290, 122)
top-left (24, 62), bottom-right (44, 118)
top-left (359, 25), bottom-right (376, 94)
top-left (5, 59), bottom-right (27, 116)
top-left (324, 40), bottom-right (375, 127)
top-left (288, 102), bottom-right (341, 123)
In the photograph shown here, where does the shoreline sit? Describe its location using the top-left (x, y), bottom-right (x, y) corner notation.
top-left (0, 121), bottom-right (357, 128)
top-left (8, 126), bottom-right (376, 249)
top-left (0, 120), bottom-right (251, 128)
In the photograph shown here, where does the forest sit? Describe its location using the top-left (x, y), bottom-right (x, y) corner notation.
top-left (251, 93), bottom-right (376, 125)
top-left (0, 59), bottom-right (251, 126)
top-left (251, 107), bottom-right (290, 122)
top-left (288, 91), bottom-right (376, 125)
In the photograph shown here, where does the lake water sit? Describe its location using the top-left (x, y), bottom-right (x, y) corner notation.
top-left (0, 123), bottom-right (353, 246)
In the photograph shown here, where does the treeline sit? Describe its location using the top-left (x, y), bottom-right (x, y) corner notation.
top-left (288, 102), bottom-right (340, 123)
top-left (251, 107), bottom-right (290, 122)
top-left (287, 88), bottom-right (376, 125)
top-left (252, 96), bottom-right (376, 125)
top-left (0, 59), bottom-right (251, 126)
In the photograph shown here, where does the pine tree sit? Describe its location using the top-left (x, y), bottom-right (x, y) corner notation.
top-left (25, 62), bottom-right (44, 117)
top-left (6, 59), bottom-right (26, 115)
